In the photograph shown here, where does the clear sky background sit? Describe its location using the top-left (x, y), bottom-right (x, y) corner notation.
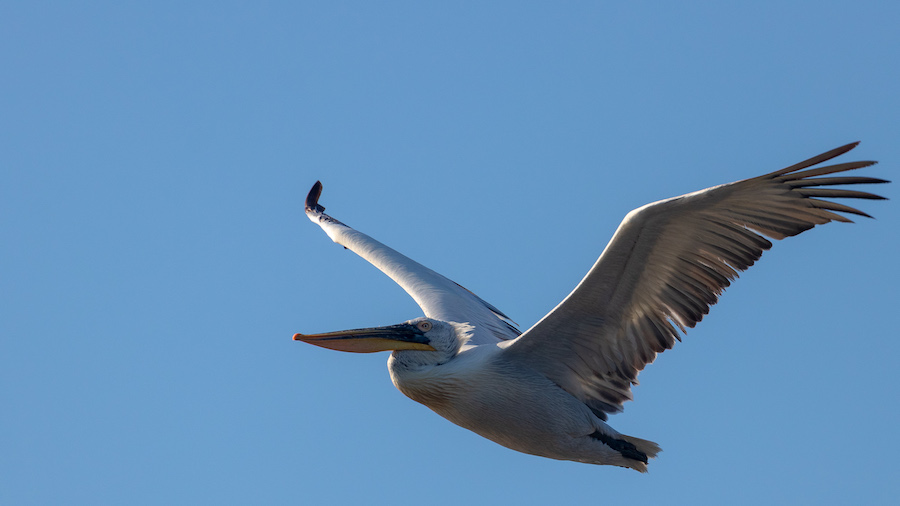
top-left (2, 2), bottom-right (899, 505)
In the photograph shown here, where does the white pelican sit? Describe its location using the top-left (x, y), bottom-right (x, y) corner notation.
top-left (294, 142), bottom-right (887, 471)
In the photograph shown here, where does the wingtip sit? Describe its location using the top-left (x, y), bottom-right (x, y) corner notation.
top-left (833, 141), bottom-right (861, 157)
top-left (769, 141), bottom-right (867, 177)
top-left (306, 181), bottom-right (325, 213)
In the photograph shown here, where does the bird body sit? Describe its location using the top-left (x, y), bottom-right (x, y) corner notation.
top-left (389, 333), bottom-right (659, 470)
top-left (294, 143), bottom-right (886, 471)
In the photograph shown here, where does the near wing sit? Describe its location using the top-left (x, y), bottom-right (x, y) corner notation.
top-left (502, 142), bottom-right (887, 419)
top-left (305, 182), bottom-right (519, 343)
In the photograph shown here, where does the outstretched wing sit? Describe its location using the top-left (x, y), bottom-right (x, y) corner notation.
top-left (501, 142), bottom-right (887, 419)
top-left (305, 182), bottom-right (519, 343)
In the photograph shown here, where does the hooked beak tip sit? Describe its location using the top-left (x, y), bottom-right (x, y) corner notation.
top-left (292, 333), bottom-right (304, 341)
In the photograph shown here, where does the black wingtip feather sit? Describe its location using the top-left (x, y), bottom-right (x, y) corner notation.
top-left (306, 181), bottom-right (326, 213)
top-left (769, 141), bottom-right (863, 177)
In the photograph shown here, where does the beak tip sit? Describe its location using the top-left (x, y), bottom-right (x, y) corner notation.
top-left (292, 333), bottom-right (304, 341)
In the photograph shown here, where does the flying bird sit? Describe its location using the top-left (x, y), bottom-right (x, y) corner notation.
top-left (294, 142), bottom-right (887, 471)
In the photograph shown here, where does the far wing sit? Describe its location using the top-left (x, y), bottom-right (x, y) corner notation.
top-left (501, 142), bottom-right (887, 418)
top-left (305, 182), bottom-right (519, 343)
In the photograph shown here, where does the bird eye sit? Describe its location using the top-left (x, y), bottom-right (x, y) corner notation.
top-left (417, 321), bottom-right (432, 332)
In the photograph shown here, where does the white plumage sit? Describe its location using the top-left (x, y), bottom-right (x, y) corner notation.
top-left (294, 142), bottom-right (886, 471)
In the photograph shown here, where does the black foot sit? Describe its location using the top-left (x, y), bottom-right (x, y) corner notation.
top-left (590, 430), bottom-right (648, 463)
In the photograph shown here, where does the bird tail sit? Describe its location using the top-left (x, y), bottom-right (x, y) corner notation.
top-left (620, 435), bottom-right (662, 473)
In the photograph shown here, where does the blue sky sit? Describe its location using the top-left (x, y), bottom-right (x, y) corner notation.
top-left (2, 2), bottom-right (898, 505)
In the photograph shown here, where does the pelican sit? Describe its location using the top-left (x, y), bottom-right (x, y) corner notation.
top-left (294, 142), bottom-right (887, 471)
